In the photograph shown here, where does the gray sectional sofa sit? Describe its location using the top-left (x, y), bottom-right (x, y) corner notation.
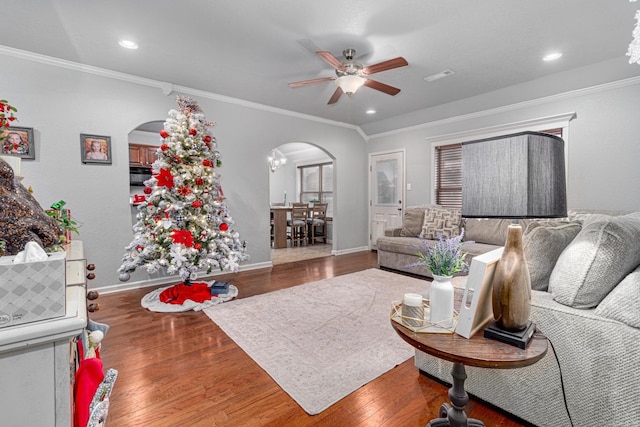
top-left (377, 205), bottom-right (640, 427)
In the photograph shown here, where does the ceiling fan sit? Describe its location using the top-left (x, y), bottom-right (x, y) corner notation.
top-left (288, 48), bottom-right (408, 105)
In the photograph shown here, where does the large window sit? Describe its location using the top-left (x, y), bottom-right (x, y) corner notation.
top-left (299, 162), bottom-right (333, 217)
top-left (433, 128), bottom-right (564, 210)
top-left (434, 144), bottom-right (463, 208)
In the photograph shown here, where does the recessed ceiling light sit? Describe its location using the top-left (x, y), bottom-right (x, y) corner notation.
top-left (543, 52), bottom-right (562, 61)
top-left (119, 39), bottom-right (138, 49)
top-left (366, 109), bottom-right (376, 115)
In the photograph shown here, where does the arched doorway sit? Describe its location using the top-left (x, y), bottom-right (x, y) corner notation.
top-left (127, 121), bottom-right (164, 215)
top-left (269, 142), bottom-right (335, 265)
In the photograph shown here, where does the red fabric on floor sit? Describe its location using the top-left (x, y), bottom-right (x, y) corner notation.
top-left (159, 282), bottom-right (212, 304)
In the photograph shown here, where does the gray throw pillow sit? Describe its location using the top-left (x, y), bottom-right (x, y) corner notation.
top-left (420, 207), bottom-right (461, 239)
top-left (549, 215), bottom-right (640, 308)
top-left (463, 218), bottom-right (514, 245)
top-left (594, 265), bottom-right (640, 328)
top-left (523, 221), bottom-right (582, 291)
top-left (400, 205), bottom-right (438, 237)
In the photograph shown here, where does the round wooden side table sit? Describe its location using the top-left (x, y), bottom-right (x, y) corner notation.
top-left (391, 319), bottom-right (548, 427)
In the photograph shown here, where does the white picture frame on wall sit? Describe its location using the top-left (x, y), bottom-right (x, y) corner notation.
top-left (455, 247), bottom-right (504, 339)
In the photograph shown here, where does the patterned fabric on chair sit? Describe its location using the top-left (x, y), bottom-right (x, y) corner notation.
top-left (307, 203), bottom-right (328, 245)
top-left (288, 203), bottom-right (309, 246)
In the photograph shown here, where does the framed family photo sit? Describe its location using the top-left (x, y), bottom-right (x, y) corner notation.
top-left (1, 126), bottom-right (35, 159)
top-left (81, 133), bottom-right (112, 164)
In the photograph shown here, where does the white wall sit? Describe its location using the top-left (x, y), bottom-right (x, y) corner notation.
top-left (3, 50), bottom-right (639, 292)
top-left (367, 67), bottom-right (640, 212)
top-left (1, 53), bottom-right (368, 291)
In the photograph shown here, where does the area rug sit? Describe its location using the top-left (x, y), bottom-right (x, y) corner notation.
top-left (203, 268), bottom-right (428, 415)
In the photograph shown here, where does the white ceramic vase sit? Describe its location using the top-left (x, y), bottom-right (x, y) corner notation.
top-left (429, 274), bottom-right (454, 328)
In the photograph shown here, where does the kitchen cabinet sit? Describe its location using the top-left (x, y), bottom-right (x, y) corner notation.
top-left (129, 143), bottom-right (158, 167)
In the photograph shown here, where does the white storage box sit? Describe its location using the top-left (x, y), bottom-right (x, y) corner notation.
top-left (0, 251), bottom-right (67, 328)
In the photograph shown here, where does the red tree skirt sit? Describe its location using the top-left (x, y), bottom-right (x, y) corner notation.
top-left (141, 281), bottom-right (238, 312)
top-left (159, 282), bottom-right (213, 305)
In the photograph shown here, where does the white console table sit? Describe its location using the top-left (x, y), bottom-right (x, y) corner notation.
top-left (0, 241), bottom-right (88, 427)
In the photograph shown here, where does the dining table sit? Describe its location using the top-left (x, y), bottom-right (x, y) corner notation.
top-left (271, 206), bottom-right (294, 249)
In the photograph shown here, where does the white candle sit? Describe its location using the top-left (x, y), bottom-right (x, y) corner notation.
top-left (403, 293), bottom-right (423, 307)
top-left (402, 293), bottom-right (424, 327)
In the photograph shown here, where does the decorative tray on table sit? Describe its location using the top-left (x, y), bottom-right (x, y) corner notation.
top-left (391, 300), bottom-right (459, 334)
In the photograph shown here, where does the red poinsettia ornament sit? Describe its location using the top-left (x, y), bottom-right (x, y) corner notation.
top-left (189, 128), bottom-right (197, 136)
top-left (160, 129), bottom-right (169, 138)
top-left (154, 168), bottom-right (174, 190)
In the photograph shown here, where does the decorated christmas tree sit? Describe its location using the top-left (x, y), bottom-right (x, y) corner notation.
top-left (118, 96), bottom-right (248, 289)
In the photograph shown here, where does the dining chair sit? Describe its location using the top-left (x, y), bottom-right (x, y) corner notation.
top-left (287, 203), bottom-right (309, 246)
top-left (307, 202), bottom-right (328, 245)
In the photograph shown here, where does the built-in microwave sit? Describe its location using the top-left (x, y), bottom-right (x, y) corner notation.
top-left (129, 166), bottom-right (152, 186)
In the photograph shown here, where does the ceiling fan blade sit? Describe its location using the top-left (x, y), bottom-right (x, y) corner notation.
top-left (362, 57), bottom-right (408, 75)
top-left (316, 51), bottom-right (346, 71)
top-left (288, 77), bottom-right (333, 88)
top-left (364, 79), bottom-right (401, 96)
top-left (327, 87), bottom-right (343, 104)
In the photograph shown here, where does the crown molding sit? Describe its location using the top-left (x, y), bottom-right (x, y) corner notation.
top-left (367, 75), bottom-right (640, 140)
top-left (3, 44), bottom-right (636, 143)
top-left (0, 45), bottom-right (366, 137)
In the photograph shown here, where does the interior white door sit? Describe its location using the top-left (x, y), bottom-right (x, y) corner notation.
top-left (369, 150), bottom-right (404, 249)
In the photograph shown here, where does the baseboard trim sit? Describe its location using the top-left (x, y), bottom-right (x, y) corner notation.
top-left (93, 248), bottom-right (371, 295)
top-left (332, 246), bottom-right (370, 256)
top-left (94, 261), bottom-right (273, 295)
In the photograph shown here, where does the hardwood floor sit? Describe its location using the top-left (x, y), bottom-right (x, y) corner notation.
top-left (91, 251), bottom-right (528, 427)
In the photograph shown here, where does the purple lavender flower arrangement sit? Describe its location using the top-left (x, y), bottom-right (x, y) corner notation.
top-left (407, 230), bottom-right (472, 277)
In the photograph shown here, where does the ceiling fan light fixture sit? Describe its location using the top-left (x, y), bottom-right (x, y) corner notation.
top-left (336, 75), bottom-right (366, 94)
